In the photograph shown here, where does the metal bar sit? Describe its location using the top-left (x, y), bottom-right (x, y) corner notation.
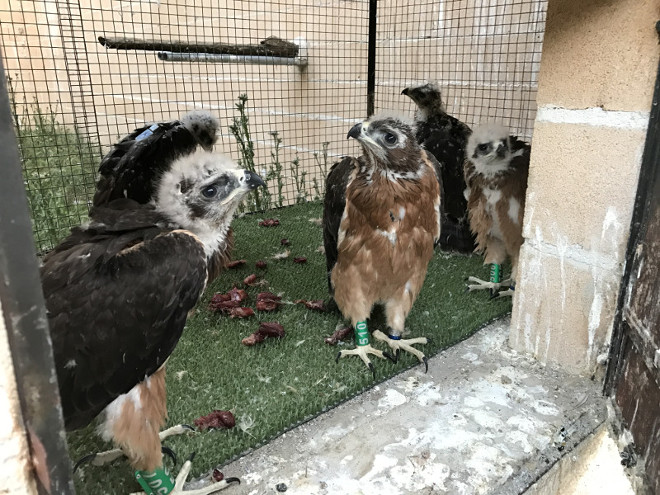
top-left (101, 35), bottom-right (299, 58)
top-left (158, 51), bottom-right (308, 67)
top-left (604, 28), bottom-right (660, 395)
top-left (0, 52), bottom-right (75, 494)
top-left (366, 0), bottom-right (378, 117)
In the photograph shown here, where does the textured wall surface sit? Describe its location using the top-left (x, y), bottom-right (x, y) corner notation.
top-left (510, 0), bottom-right (659, 374)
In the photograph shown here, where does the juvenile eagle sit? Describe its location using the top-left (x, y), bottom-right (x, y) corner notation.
top-left (464, 123), bottom-right (530, 297)
top-left (323, 113), bottom-right (441, 373)
top-left (93, 110), bottom-right (219, 207)
top-left (43, 151), bottom-right (264, 493)
top-left (402, 82), bottom-right (475, 253)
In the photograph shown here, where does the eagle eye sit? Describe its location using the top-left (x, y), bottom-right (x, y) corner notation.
top-left (201, 185), bottom-right (218, 198)
top-left (384, 132), bottom-right (398, 145)
top-left (477, 143), bottom-right (490, 152)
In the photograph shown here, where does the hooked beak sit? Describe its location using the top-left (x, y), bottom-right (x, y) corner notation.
top-left (347, 123), bottom-right (362, 140)
top-left (401, 87), bottom-right (410, 96)
top-left (496, 142), bottom-right (507, 158)
top-left (243, 170), bottom-right (266, 190)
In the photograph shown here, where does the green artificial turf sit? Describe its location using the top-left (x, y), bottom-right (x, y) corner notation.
top-left (68, 201), bottom-right (511, 493)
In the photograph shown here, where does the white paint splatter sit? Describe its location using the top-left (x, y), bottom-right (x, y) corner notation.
top-left (377, 389), bottom-right (407, 412)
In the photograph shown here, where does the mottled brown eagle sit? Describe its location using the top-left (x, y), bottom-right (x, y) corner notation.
top-left (464, 123), bottom-right (530, 297)
top-left (43, 151), bottom-right (264, 493)
top-left (323, 113), bottom-right (441, 375)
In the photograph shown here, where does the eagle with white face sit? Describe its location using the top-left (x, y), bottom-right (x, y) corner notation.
top-left (402, 82), bottom-right (475, 253)
top-left (323, 113), bottom-right (441, 374)
top-left (464, 123), bottom-right (530, 297)
top-left (43, 151), bottom-right (264, 493)
top-left (93, 110), bottom-right (220, 207)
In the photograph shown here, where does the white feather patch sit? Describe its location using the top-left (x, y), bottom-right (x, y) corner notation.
top-left (508, 198), bottom-right (521, 225)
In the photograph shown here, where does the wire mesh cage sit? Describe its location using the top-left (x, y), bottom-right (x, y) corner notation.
top-left (0, 0), bottom-right (547, 253)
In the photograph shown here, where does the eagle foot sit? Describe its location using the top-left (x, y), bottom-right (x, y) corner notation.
top-left (74, 424), bottom-right (196, 472)
top-left (129, 454), bottom-right (240, 495)
top-left (465, 276), bottom-right (512, 297)
top-left (373, 330), bottom-right (429, 373)
top-left (489, 284), bottom-right (515, 299)
top-left (162, 453), bottom-right (240, 495)
top-left (336, 345), bottom-right (388, 379)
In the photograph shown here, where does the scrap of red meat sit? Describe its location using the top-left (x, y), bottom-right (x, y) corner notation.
top-left (256, 291), bottom-right (282, 312)
top-left (324, 326), bottom-right (353, 345)
top-left (208, 287), bottom-right (248, 312)
top-left (242, 321), bottom-right (285, 346)
top-left (293, 257), bottom-right (307, 264)
top-left (244, 274), bottom-right (258, 286)
top-left (294, 299), bottom-right (326, 312)
top-left (228, 307), bottom-right (255, 318)
top-left (259, 219), bottom-right (280, 227)
top-left (256, 260), bottom-right (267, 269)
top-left (226, 259), bottom-right (247, 269)
top-left (194, 410), bottom-right (236, 431)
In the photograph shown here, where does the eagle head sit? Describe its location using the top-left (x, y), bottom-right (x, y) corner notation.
top-left (181, 110), bottom-right (220, 151)
top-left (155, 150), bottom-right (265, 252)
top-left (466, 123), bottom-right (513, 177)
top-left (401, 81), bottom-right (445, 116)
top-left (347, 112), bottom-right (420, 174)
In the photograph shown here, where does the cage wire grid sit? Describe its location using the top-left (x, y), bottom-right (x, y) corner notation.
top-left (0, 0), bottom-right (546, 254)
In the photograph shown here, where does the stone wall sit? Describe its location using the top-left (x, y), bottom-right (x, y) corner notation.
top-left (510, 0), bottom-right (659, 374)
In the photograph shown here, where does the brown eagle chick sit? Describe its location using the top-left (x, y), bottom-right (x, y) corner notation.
top-left (464, 123), bottom-right (530, 297)
top-left (323, 113), bottom-right (441, 373)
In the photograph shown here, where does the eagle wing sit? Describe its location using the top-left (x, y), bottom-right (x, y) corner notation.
top-left (42, 206), bottom-right (208, 430)
top-left (93, 121), bottom-right (198, 206)
top-left (418, 114), bottom-right (474, 252)
top-left (322, 156), bottom-right (358, 293)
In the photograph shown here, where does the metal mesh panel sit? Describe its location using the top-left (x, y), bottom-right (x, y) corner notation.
top-left (375, 0), bottom-right (547, 138)
top-left (0, 0), bottom-right (547, 253)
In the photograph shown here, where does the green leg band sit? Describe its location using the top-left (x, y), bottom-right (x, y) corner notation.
top-left (135, 466), bottom-right (175, 495)
top-left (355, 320), bottom-right (370, 346)
top-left (490, 263), bottom-right (501, 284)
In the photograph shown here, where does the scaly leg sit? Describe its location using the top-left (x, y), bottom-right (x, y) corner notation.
top-left (380, 297), bottom-right (429, 372)
top-left (373, 330), bottom-right (429, 372)
top-left (466, 263), bottom-right (512, 297)
top-left (74, 424), bottom-right (195, 471)
top-left (335, 320), bottom-right (393, 378)
top-left (131, 454), bottom-right (239, 495)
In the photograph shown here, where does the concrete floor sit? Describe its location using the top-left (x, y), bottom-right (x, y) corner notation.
top-left (190, 317), bottom-right (609, 495)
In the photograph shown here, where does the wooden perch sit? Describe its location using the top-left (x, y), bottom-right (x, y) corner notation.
top-left (98, 36), bottom-right (299, 58)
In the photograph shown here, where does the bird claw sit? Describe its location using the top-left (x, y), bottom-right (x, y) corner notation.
top-left (383, 351), bottom-right (396, 364)
top-left (162, 446), bottom-right (177, 465)
top-left (373, 330), bottom-right (429, 372)
top-left (422, 356), bottom-right (429, 373)
top-left (73, 453), bottom-right (97, 473)
top-left (336, 345), bottom-right (387, 378)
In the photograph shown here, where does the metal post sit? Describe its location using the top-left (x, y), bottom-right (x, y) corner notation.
top-left (0, 52), bottom-right (75, 494)
top-left (366, 0), bottom-right (378, 117)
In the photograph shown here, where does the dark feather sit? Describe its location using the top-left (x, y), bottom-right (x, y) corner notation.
top-left (42, 202), bottom-right (208, 430)
top-left (93, 121), bottom-right (199, 206)
top-left (322, 156), bottom-right (357, 293)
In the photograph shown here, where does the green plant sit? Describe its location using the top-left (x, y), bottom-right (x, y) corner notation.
top-left (8, 75), bottom-right (100, 253)
top-left (290, 155), bottom-right (307, 204)
top-left (229, 94), bottom-right (271, 212)
top-left (268, 131), bottom-right (285, 208)
top-left (312, 141), bottom-right (330, 200)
